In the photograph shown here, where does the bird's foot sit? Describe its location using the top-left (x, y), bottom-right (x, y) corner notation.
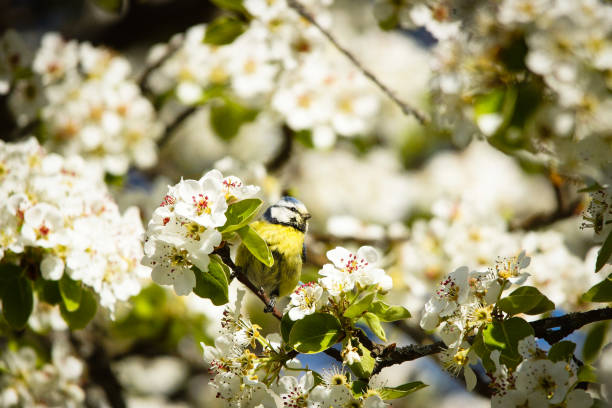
top-left (263, 296), bottom-right (276, 313)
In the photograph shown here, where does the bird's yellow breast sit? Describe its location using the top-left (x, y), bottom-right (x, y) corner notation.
top-left (251, 221), bottom-right (305, 257)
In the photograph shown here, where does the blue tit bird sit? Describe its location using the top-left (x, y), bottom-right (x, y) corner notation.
top-left (236, 196), bottom-right (311, 311)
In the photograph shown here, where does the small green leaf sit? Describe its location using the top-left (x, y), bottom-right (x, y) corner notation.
top-left (368, 300), bottom-right (411, 322)
top-left (210, 0), bottom-right (245, 12)
top-left (351, 380), bottom-right (369, 395)
top-left (578, 364), bottom-right (598, 383)
top-left (547, 341), bottom-right (576, 363)
top-left (582, 273), bottom-right (612, 302)
top-left (498, 286), bottom-right (555, 315)
top-left (36, 279), bottom-right (62, 305)
top-left (596, 231), bottom-right (612, 272)
top-left (347, 335), bottom-right (375, 379)
top-left (281, 312), bottom-right (296, 343)
top-left (288, 313), bottom-right (342, 353)
top-left (238, 225), bottom-right (274, 267)
top-left (583, 321), bottom-right (608, 363)
top-left (210, 254), bottom-right (232, 281)
top-left (219, 199), bottom-right (263, 233)
top-left (210, 98), bottom-right (258, 141)
top-left (483, 317), bottom-right (534, 369)
top-left (1, 276), bottom-right (33, 329)
top-left (60, 289), bottom-right (97, 330)
top-left (471, 332), bottom-right (496, 373)
top-left (0, 263), bottom-right (23, 282)
top-left (362, 312), bottom-right (386, 342)
top-left (378, 382), bottom-right (428, 399)
top-left (204, 16), bottom-right (247, 46)
top-left (474, 88), bottom-right (505, 117)
top-left (193, 260), bottom-right (229, 306)
top-left (59, 274), bottom-right (82, 312)
top-left (344, 293), bottom-right (375, 319)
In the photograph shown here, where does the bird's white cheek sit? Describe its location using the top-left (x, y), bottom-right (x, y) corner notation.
top-left (270, 206), bottom-right (291, 224)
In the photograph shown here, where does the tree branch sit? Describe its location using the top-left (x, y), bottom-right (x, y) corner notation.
top-left (373, 307), bottom-right (612, 374)
top-left (138, 34), bottom-right (183, 98)
top-left (157, 106), bottom-right (198, 148)
top-left (285, 0), bottom-right (430, 125)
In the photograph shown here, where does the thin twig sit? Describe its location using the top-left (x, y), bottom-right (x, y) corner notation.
top-left (157, 106), bottom-right (198, 148)
top-left (285, 0), bottom-right (430, 125)
top-left (265, 125), bottom-right (294, 172)
top-left (214, 244), bottom-right (283, 319)
top-left (138, 35), bottom-right (183, 98)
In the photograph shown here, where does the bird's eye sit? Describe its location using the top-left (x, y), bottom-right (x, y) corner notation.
top-left (290, 206), bottom-right (297, 212)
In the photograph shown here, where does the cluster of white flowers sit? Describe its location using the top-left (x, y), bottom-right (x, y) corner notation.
top-left (0, 30), bottom-right (163, 175)
top-left (0, 337), bottom-right (85, 407)
top-left (399, 195), bottom-right (603, 313)
top-left (375, 0), bottom-right (612, 183)
top-left (142, 170), bottom-right (259, 295)
top-left (420, 251), bottom-right (530, 389)
top-left (285, 245), bottom-right (392, 322)
top-left (202, 289), bottom-right (388, 407)
top-left (146, 0), bottom-right (384, 148)
top-left (489, 336), bottom-right (592, 408)
top-left (0, 138), bottom-right (148, 314)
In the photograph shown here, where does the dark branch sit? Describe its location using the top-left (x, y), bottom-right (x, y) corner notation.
top-left (531, 307), bottom-right (612, 345)
top-left (138, 35), bottom-right (183, 98)
top-left (157, 106), bottom-right (198, 149)
top-left (373, 307), bottom-right (612, 374)
top-left (213, 244), bottom-right (283, 319)
top-left (265, 125), bottom-right (294, 172)
top-left (285, 0), bottom-right (430, 125)
top-left (510, 177), bottom-right (581, 231)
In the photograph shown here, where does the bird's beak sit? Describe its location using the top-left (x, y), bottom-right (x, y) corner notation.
top-left (304, 213), bottom-right (312, 220)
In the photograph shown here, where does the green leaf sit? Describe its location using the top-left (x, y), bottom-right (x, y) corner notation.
top-left (347, 336), bottom-right (375, 379)
top-left (344, 293), bottom-right (375, 319)
top-left (362, 312), bottom-right (386, 342)
top-left (210, 0), bottom-right (245, 12)
top-left (583, 322), bottom-right (608, 363)
top-left (378, 382), bottom-right (428, 399)
top-left (210, 98), bottom-right (258, 141)
top-left (60, 289), bottom-right (97, 330)
top-left (210, 254), bottom-right (232, 281)
top-left (237, 225), bottom-right (274, 267)
top-left (471, 332), bottom-right (496, 373)
top-left (204, 16), bottom-right (247, 46)
top-left (351, 380), bottom-right (369, 396)
top-left (288, 313), bottom-right (342, 353)
top-left (91, 0), bottom-right (127, 14)
top-left (498, 286), bottom-right (555, 315)
top-left (578, 364), bottom-right (598, 383)
top-left (483, 317), bottom-right (534, 369)
top-left (0, 263), bottom-right (23, 282)
top-left (596, 231), bottom-right (612, 272)
top-left (368, 300), bottom-right (411, 322)
top-left (219, 199), bottom-right (263, 233)
top-left (36, 279), bottom-right (62, 305)
top-left (1, 276), bottom-right (33, 329)
top-left (547, 341), bottom-right (576, 363)
top-left (281, 312), bottom-right (296, 343)
top-left (474, 88), bottom-right (505, 117)
top-left (193, 260), bottom-right (229, 306)
top-left (59, 274), bottom-right (82, 312)
top-left (582, 273), bottom-right (612, 302)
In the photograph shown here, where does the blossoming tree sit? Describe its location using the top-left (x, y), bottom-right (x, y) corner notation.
top-left (1, 0), bottom-right (612, 407)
